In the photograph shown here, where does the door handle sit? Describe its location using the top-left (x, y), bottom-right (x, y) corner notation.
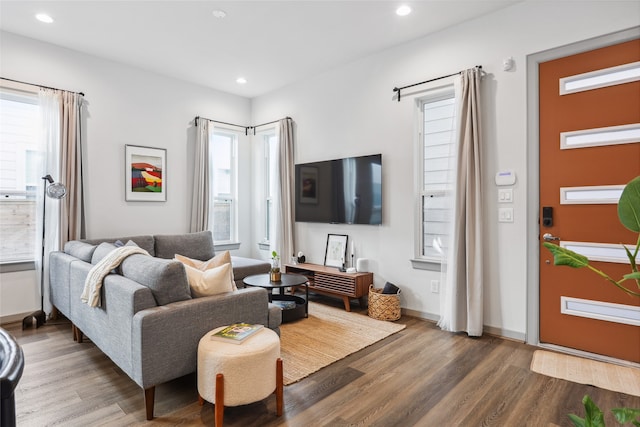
top-left (542, 233), bottom-right (560, 241)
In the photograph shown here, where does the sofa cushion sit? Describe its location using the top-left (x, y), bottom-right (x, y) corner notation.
top-left (154, 231), bottom-right (215, 260)
top-left (91, 242), bottom-right (118, 264)
top-left (64, 241), bottom-right (97, 263)
top-left (83, 235), bottom-right (155, 256)
top-left (175, 251), bottom-right (236, 290)
top-left (120, 254), bottom-right (192, 305)
top-left (184, 262), bottom-right (234, 297)
top-left (175, 250), bottom-right (230, 271)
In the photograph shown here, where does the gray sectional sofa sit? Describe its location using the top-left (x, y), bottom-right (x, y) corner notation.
top-left (48, 231), bottom-right (279, 420)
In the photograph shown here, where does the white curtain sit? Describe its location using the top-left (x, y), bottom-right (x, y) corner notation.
top-left (437, 68), bottom-right (484, 336)
top-left (37, 88), bottom-right (85, 316)
top-left (272, 118), bottom-right (295, 262)
top-left (190, 118), bottom-right (210, 232)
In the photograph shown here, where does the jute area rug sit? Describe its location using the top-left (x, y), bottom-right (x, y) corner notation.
top-left (530, 350), bottom-right (640, 396)
top-left (279, 301), bottom-right (406, 385)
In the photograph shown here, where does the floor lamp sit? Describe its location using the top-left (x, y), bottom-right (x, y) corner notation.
top-left (22, 175), bottom-right (67, 329)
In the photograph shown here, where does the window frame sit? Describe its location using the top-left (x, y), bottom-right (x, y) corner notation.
top-left (256, 128), bottom-right (277, 250)
top-left (0, 85), bottom-right (40, 269)
top-left (412, 84), bottom-right (457, 271)
top-left (209, 128), bottom-right (239, 247)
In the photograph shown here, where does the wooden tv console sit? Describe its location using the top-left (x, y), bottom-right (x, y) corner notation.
top-left (284, 263), bottom-right (373, 312)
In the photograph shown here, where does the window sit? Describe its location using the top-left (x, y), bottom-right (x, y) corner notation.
top-left (209, 129), bottom-right (238, 244)
top-left (0, 88), bottom-right (40, 264)
top-left (263, 131), bottom-right (277, 245)
top-left (415, 86), bottom-right (457, 267)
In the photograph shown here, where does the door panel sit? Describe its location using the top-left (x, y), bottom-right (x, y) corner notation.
top-left (539, 39), bottom-right (640, 362)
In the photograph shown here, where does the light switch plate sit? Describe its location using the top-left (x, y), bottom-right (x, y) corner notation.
top-left (498, 189), bottom-right (513, 203)
top-left (499, 207), bottom-right (514, 222)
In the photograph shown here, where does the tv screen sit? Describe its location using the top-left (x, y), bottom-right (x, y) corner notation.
top-left (295, 154), bottom-right (382, 225)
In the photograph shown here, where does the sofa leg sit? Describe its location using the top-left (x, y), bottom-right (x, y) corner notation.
top-left (73, 326), bottom-right (84, 343)
top-left (145, 387), bottom-right (155, 420)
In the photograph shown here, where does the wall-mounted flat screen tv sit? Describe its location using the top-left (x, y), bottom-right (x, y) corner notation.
top-left (295, 154), bottom-right (382, 225)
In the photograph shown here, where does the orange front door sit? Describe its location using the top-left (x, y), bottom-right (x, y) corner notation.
top-left (539, 39), bottom-right (640, 362)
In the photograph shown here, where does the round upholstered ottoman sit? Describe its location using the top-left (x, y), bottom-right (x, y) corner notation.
top-left (197, 326), bottom-right (283, 426)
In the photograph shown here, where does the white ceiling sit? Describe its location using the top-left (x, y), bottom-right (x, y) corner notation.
top-left (0, 1), bottom-right (521, 98)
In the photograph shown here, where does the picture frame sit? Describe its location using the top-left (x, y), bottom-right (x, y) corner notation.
top-left (299, 166), bottom-right (318, 204)
top-left (125, 145), bottom-right (166, 202)
top-left (324, 234), bottom-right (348, 268)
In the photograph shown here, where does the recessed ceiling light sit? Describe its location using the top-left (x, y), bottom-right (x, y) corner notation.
top-left (236, 77), bottom-right (247, 84)
top-left (35, 13), bottom-right (54, 23)
top-left (212, 9), bottom-right (227, 19)
top-left (396, 5), bottom-right (412, 16)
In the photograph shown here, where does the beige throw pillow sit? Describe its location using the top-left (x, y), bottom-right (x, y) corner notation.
top-left (175, 251), bottom-right (237, 291)
top-left (184, 262), bottom-right (234, 298)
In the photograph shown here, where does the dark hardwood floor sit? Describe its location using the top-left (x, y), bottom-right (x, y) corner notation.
top-left (5, 297), bottom-right (639, 426)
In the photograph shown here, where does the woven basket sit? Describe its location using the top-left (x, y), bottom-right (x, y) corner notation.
top-left (368, 285), bottom-right (401, 321)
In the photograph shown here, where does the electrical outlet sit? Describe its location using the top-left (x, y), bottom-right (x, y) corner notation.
top-left (430, 280), bottom-right (439, 293)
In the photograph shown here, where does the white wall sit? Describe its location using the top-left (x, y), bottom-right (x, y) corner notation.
top-left (0, 271), bottom-right (39, 323)
top-left (0, 31), bottom-right (253, 319)
top-left (251, 1), bottom-right (640, 338)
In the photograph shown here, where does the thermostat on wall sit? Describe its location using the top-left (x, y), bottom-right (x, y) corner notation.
top-left (495, 170), bottom-right (516, 186)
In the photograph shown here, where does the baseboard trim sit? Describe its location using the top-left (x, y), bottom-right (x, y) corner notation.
top-left (0, 311), bottom-right (32, 326)
top-left (484, 324), bottom-right (525, 342)
top-left (402, 307), bottom-right (439, 323)
top-left (401, 308), bottom-right (525, 342)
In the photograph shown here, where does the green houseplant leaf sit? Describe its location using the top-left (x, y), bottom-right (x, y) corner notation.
top-left (569, 394), bottom-right (604, 427)
top-left (624, 271), bottom-right (640, 281)
top-left (618, 176), bottom-right (640, 233)
top-left (568, 414), bottom-right (587, 427)
top-left (543, 242), bottom-right (589, 268)
top-left (612, 407), bottom-right (640, 424)
top-left (583, 395), bottom-right (606, 427)
top-left (569, 396), bottom-right (640, 427)
top-left (569, 395), bottom-right (605, 427)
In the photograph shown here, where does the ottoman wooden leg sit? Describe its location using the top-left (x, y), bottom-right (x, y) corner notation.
top-left (276, 358), bottom-right (283, 416)
top-left (198, 394), bottom-right (204, 406)
top-left (214, 373), bottom-right (224, 426)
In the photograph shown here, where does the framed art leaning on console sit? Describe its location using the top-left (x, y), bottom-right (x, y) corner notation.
top-left (125, 145), bottom-right (166, 202)
top-left (324, 234), bottom-right (348, 268)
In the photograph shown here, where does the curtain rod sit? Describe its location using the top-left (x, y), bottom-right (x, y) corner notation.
top-left (195, 116), bottom-right (249, 134)
top-left (1, 77), bottom-right (85, 97)
top-left (392, 65), bottom-right (482, 102)
top-left (195, 116), bottom-right (292, 135)
top-left (252, 116), bottom-right (292, 131)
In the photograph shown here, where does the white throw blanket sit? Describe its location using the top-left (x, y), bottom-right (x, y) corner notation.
top-left (81, 246), bottom-right (150, 307)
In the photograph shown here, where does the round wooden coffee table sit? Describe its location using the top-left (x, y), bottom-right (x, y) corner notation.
top-left (243, 273), bottom-right (308, 322)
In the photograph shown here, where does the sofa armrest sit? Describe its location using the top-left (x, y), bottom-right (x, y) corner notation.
top-left (130, 287), bottom-right (275, 388)
top-left (231, 256), bottom-right (270, 288)
top-left (49, 251), bottom-right (76, 316)
top-left (66, 261), bottom-right (158, 376)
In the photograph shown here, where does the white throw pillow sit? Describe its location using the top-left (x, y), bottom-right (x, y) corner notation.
top-left (184, 262), bottom-right (234, 298)
top-left (175, 251), bottom-right (237, 290)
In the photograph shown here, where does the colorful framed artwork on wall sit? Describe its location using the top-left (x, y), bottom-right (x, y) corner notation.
top-left (125, 145), bottom-right (166, 202)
